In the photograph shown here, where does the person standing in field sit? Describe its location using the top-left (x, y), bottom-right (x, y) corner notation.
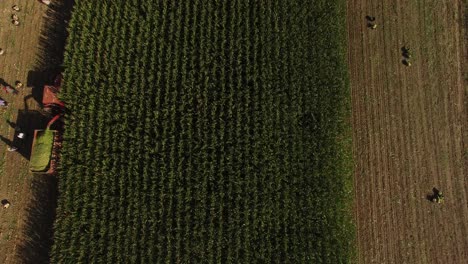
top-left (431, 188), bottom-right (444, 203)
top-left (2, 85), bottom-right (18, 95)
top-left (7, 146), bottom-right (18, 152)
top-left (0, 99), bottom-right (8, 107)
top-left (39, 0), bottom-right (51, 5)
top-left (366, 15), bottom-right (377, 29)
top-left (433, 192), bottom-right (444, 203)
top-left (1, 199), bottom-right (11, 209)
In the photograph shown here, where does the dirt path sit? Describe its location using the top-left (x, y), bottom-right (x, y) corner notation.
top-left (0, 1), bottom-right (58, 263)
top-left (347, 0), bottom-right (467, 263)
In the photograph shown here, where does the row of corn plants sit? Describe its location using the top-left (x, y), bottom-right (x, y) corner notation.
top-left (52, 0), bottom-right (355, 263)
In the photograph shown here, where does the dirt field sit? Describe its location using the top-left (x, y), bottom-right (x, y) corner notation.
top-left (348, 0), bottom-right (467, 263)
top-left (0, 1), bottom-right (67, 263)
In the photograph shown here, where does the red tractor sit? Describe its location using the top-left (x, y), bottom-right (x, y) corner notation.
top-left (42, 74), bottom-right (65, 115)
top-left (30, 74), bottom-right (65, 174)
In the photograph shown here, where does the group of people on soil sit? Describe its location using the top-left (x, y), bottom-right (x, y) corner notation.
top-left (365, 15), bottom-right (413, 66)
top-left (0, 80), bottom-right (27, 152)
top-left (364, 15), bottom-right (445, 204)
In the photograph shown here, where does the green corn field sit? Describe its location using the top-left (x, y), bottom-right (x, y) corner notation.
top-left (52, 0), bottom-right (355, 262)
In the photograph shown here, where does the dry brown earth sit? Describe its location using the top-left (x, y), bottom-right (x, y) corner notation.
top-left (347, 0), bottom-right (467, 263)
top-left (0, 1), bottom-right (62, 263)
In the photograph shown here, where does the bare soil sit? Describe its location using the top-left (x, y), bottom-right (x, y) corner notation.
top-left (347, 0), bottom-right (467, 263)
top-left (0, 1), bottom-right (70, 263)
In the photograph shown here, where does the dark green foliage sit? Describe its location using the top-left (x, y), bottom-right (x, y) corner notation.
top-left (52, 0), bottom-right (355, 263)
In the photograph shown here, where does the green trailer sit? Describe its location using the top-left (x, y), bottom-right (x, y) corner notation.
top-left (30, 129), bottom-right (58, 174)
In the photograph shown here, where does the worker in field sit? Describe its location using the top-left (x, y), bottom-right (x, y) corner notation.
top-left (367, 22), bottom-right (377, 29)
top-left (0, 48), bottom-right (4, 55)
top-left (7, 146), bottom-right (18, 152)
top-left (432, 188), bottom-right (444, 203)
top-left (2, 85), bottom-right (18, 94)
top-left (39, 0), bottom-right (51, 5)
top-left (12, 5), bottom-right (20, 11)
top-left (401, 47), bottom-right (413, 66)
top-left (11, 14), bottom-right (19, 26)
top-left (434, 192), bottom-right (444, 203)
top-left (402, 47), bottom-right (412, 59)
top-left (0, 99), bottom-right (8, 107)
top-left (366, 15), bottom-right (377, 29)
top-left (1, 199), bottom-right (11, 209)
top-left (16, 126), bottom-right (27, 139)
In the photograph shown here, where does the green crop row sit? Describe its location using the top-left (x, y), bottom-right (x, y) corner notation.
top-left (51, 0), bottom-right (355, 263)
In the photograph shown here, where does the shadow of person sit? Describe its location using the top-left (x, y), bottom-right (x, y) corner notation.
top-left (0, 78), bottom-right (13, 87)
top-left (0, 134), bottom-right (27, 158)
top-left (402, 59), bottom-right (411, 66)
top-left (426, 193), bottom-right (435, 202)
top-left (6, 119), bottom-right (18, 130)
top-left (0, 134), bottom-right (14, 147)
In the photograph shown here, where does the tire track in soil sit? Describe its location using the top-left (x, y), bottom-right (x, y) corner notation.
top-left (348, 0), bottom-right (467, 263)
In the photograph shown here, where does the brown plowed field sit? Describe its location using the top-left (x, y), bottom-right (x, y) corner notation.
top-left (348, 0), bottom-right (467, 263)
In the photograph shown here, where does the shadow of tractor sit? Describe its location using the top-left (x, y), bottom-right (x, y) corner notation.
top-left (0, 110), bottom-right (49, 160)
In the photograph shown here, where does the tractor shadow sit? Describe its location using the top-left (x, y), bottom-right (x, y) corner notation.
top-left (15, 174), bottom-right (58, 264)
top-left (0, 110), bottom-right (48, 160)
